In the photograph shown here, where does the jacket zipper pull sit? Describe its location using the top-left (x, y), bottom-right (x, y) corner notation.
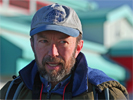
top-left (46, 91), bottom-right (51, 99)
top-left (46, 84), bottom-right (51, 99)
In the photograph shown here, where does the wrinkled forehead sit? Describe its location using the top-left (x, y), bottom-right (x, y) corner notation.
top-left (33, 30), bottom-right (73, 39)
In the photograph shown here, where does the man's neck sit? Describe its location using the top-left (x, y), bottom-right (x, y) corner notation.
top-left (50, 82), bottom-right (59, 89)
top-left (50, 74), bottom-right (71, 89)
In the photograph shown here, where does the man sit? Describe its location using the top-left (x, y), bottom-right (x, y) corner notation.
top-left (0, 3), bottom-right (128, 100)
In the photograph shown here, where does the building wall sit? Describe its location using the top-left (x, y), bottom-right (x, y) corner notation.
top-left (82, 22), bottom-right (104, 44)
top-left (0, 36), bottom-right (22, 75)
top-left (104, 18), bottom-right (133, 47)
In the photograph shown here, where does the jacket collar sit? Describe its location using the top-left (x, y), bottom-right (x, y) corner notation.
top-left (19, 52), bottom-right (115, 96)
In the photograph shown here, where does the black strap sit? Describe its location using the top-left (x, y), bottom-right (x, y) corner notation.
top-left (93, 85), bottom-right (98, 100)
top-left (7, 77), bottom-right (22, 99)
top-left (32, 72), bottom-right (42, 100)
top-left (64, 62), bottom-right (77, 100)
top-left (93, 85), bottom-right (108, 100)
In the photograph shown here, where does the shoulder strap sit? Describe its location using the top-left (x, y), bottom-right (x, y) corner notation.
top-left (5, 76), bottom-right (23, 100)
top-left (93, 85), bottom-right (98, 100)
top-left (32, 72), bottom-right (42, 100)
top-left (104, 88), bottom-right (109, 100)
top-left (93, 85), bottom-right (110, 100)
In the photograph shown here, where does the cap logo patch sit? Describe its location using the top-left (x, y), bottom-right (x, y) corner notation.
top-left (44, 9), bottom-right (66, 23)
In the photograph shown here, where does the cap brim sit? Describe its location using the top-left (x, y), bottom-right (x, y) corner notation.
top-left (30, 25), bottom-right (79, 37)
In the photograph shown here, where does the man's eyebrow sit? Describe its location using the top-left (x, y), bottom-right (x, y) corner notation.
top-left (37, 34), bottom-right (47, 38)
top-left (59, 35), bottom-right (69, 39)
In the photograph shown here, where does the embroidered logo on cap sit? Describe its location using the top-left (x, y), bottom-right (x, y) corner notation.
top-left (44, 9), bottom-right (66, 24)
top-left (43, 4), bottom-right (66, 24)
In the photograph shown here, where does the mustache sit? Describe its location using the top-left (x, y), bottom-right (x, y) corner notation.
top-left (42, 56), bottom-right (65, 65)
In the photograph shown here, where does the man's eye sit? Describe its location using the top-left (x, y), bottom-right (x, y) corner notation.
top-left (60, 41), bottom-right (67, 44)
top-left (40, 40), bottom-right (48, 43)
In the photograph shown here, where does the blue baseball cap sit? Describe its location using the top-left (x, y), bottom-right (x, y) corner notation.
top-left (30, 3), bottom-right (83, 37)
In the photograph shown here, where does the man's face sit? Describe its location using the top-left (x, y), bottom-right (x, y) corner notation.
top-left (31, 30), bottom-right (83, 82)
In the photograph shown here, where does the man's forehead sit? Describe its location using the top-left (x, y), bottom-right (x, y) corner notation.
top-left (35, 30), bottom-right (71, 38)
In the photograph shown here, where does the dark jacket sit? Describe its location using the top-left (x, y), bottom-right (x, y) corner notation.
top-left (0, 52), bottom-right (129, 100)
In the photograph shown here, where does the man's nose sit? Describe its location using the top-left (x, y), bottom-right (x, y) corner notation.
top-left (48, 44), bottom-right (59, 57)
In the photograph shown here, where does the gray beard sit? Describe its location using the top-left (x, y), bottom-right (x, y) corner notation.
top-left (42, 67), bottom-right (69, 82)
top-left (35, 51), bottom-right (76, 82)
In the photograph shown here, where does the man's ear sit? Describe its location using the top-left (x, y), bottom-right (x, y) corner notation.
top-left (75, 40), bottom-right (84, 58)
top-left (30, 37), bottom-right (34, 52)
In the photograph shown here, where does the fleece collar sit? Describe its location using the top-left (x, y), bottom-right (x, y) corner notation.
top-left (19, 52), bottom-right (115, 96)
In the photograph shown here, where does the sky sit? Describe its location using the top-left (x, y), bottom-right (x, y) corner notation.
top-left (90, 0), bottom-right (133, 10)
